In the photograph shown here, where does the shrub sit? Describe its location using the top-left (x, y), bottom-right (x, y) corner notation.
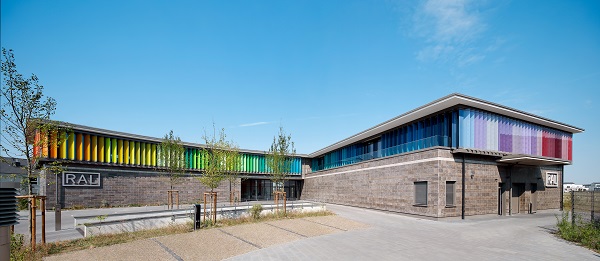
top-left (556, 212), bottom-right (600, 252)
top-left (250, 204), bottom-right (263, 220)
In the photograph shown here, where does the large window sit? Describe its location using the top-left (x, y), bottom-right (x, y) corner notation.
top-left (446, 181), bottom-right (456, 207)
top-left (414, 181), bottom-right (428, 206)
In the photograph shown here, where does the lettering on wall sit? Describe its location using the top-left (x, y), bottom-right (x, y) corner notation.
top-left (546, 172), bottom-right (558, 188)
top-left (62, 172), bottom-right (101, 187)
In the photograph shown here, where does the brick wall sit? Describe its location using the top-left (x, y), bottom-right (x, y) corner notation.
top-left (303, 147), bottom-right (562, 218)
top-left (43, 166), bottom-right (239, 209)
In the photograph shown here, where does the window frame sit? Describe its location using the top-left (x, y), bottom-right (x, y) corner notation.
top-left (414, 181), bottom-right (428, 206)
top-left (445, 181), bottom-right (456, 207)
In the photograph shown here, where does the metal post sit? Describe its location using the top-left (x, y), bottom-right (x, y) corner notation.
top-left (55, 171), bottom-right (62, 231)
top-left (461, 154), bottom-right (465, 220)
top-left (560, 166), bottom-right (564, 211)
top-left (41, 197), bottom-right (46, 244)
top-left (176, 191), bottom-right (179, 209)
top-left (571, 190), bottom-right (575, 226)
top-left (591, 190), bottom-right (595, 223)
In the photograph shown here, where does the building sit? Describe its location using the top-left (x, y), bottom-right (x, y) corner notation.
top-left (584, 182), bottom-right (600, 191)
top-left (0, 157), bottom-right (34, 195)
top-left (34, 94), bottom-right (583, 218)
top-left (563, 182), bottom-right (587, 192)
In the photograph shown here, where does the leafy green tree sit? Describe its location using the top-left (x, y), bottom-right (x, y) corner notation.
top-left (158, 130), bottom-right (186, 190)
top-left (266, 126), bottom-right (296, 193)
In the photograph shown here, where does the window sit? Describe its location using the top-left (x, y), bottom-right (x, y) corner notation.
top-left (414, 181), bottom-right (427, 206)
top-left (446, 181), bottom-right (456, 207)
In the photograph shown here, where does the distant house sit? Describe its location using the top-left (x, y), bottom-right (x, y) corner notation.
top-left (587, 182), bottom-right (600, 191)
top-left (0, 157), bottom-right (37, 194)
top-left (563, 182), bottom-right (587, 192)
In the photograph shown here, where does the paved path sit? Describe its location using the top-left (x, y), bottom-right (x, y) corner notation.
top-left (228, 204), bottom-right (600, 261)
top-left (41, 204), bottom-right (599, 260)
top-left (44, 215), bottom-right (366, 261)
top-left (15, 200), bottom-right (307, 242)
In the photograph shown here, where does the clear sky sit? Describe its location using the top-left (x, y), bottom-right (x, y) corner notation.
top-left (2, 1), bottom-right (599, 184)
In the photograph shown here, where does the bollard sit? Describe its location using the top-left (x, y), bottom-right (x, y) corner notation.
top-left (55, 207), bottom-right (62, 231)
top-left (194, 204), bottom-right (202, 230)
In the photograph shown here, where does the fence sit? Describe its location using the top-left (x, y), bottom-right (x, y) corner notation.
top-left (570, 190), bottom-right (600, 225)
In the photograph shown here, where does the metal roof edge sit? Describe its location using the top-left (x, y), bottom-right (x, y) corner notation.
top-left (308, 93), bottom-right (584, 158)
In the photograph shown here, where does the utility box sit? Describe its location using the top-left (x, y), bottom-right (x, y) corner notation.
top-left (0, 182), bottom-right (19, 261)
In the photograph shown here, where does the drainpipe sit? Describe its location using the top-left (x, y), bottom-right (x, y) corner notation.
top-left (560, 165), bottom-right (564, 211)
top-left (461, 154), bottom-right (465, 220)
top-left (508, 166), bottom-right (512, 216)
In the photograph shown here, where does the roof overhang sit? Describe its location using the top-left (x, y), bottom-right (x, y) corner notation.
top-left (309, 93), bottom-right (584, 157)
top-left (496, 154), bottom-right (571, 166)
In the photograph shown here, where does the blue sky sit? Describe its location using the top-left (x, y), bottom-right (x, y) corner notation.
top-left (2, 1), bottom-right (599, 183)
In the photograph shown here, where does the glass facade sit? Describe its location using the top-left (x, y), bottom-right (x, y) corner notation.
top-left (311, 107), bottom-right (574, 172)
top-left (458, 108), bottom-right (572, 160)
top-left (311, 111), bottom-right (455, 171)
top-left (241, 179), bottom-right (302, 201)
top-left (34, 129), bottom-right (302, 175)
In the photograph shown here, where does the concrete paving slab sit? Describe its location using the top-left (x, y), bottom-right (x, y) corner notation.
top-left (302, 215), bottom-right (370, 231)
top-left (220, 223), bottom-right (304, 248)
top-left (265, 219), bottom-right (338, 237)
top-left (44, 239), bottom-right (174, 261)
top-left (155, 229), bottom-right (255, 261)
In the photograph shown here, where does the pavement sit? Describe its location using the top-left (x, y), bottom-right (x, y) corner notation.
top-left (22, 203), bottom-right (600, 260)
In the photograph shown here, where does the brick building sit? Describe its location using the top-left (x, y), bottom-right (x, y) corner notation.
top-left (36, 94), bottom-right (583, 218)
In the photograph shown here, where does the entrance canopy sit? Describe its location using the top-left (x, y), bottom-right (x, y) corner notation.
top-left (496, 154), bottom-right (571, 166)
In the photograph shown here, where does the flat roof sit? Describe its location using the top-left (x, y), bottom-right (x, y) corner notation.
top-left (309, 93), bottom-right (584, 157)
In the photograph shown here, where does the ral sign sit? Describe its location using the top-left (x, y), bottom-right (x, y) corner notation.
top-left (546, 172), bottom-right (558, 188)
top-left (62, 172), bottom-right (100, 187)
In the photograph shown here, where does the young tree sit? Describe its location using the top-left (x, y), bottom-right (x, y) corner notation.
top-left (266, 126), bottom-right (296, 210)
top-left (1, 48), bottom-right (58, 194)
top-left (158, 130), bottom-right (186, 190)
top-left (1, 48), bottom-right (61, 238)
top-left (197, 126), bottom-right (240, 223)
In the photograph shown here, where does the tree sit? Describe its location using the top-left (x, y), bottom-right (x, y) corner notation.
top-left (197, 125), bottom-right (240, 224)
top-left (158, 130), bottom-right (186, 190)
top-left (266, 126), bottom-right (296, 213)
top-left (1, 48), bottom-right (58, 194)
top-left (1, 48), bottom-right (61, 240)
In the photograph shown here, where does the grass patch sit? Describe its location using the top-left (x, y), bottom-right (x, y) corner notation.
top-left (556, 212), bottom-right (600, 253)
top-left (12, 209), bottom-right (334, 260)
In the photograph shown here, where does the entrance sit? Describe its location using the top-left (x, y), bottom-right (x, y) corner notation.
top-left (511, 183), bottom-right (525, 214)
top-left (241, 179), bottom-right (302, 201)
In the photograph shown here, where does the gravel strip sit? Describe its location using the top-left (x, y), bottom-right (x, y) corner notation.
top-left (155, 229), bottom-right (256, 261)
top-left (266, 219), bottom-right (338, 237)
top-left (220, 223), bottom-right (303, 248)
top-left (44, 239), bottom-right (175, 261)
top-left (303, 215), bottom-right (370, 231)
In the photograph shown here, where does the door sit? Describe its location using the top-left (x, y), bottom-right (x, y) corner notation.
top-left (512, 183), bottom-right (524, 214)
top-left (531, 183), bottom-right (538, 213)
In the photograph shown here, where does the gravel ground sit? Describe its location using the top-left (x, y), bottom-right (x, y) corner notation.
top-left (44, 239), bottom-right (175, 261)
top-left (43, 215), bottom-right (365, 261)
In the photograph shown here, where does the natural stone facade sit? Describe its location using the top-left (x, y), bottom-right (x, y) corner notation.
top-left (302, 147), bottom-right (562, 218)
